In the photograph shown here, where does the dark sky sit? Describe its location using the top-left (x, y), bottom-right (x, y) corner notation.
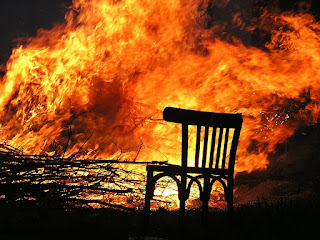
top-left (0, 0), bottom-right (72, 65)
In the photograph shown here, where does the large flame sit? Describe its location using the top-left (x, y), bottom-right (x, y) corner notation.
top-left (1, 0), bottom-right (320, 176)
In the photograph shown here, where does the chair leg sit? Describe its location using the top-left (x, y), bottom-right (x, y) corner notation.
top-left (179, 198), bottom-right (186, 233)
top-left (144, 171), bottom-right (154, 232)
top-left (225, 183), bottom-right (234, 226)
top-left (227, 193), bottom-right (234, 216)
top-left (179, 174), bottom-right (187, 234)
top-left (202, 176), bottom-right (210, 224)
top-left (144, 195), bottom-right (151, 231)
top-left (201, 198), bottom-right (209, 224)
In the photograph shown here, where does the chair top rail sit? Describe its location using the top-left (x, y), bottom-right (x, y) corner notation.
top-left (163, 107), bottom-right (243, 128)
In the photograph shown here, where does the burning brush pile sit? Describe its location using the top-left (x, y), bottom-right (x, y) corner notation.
top-left (0, 141), bottom-right (177, 209)
top-left (0, 142), bottom-right (146, 209)
top-left (1, 0), bottom-right (320, 209)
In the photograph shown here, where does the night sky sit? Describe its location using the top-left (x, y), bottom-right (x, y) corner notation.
top-left (0, 0), bottom-right (72, 65)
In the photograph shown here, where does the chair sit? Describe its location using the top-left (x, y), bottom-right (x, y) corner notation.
top-left (144, 107), bottom-right (243, 228)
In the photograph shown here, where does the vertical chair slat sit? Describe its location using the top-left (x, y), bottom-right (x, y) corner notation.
top-left (209, 128), bottom-right (217, 168)
top-left (221, 128), bottom-right (229, 169)
top-left (194, 125), bottom-right (201, 167)
top-left (228, 127), bottom-right (241, 173)
top-left (202, 126), bottom-right (209, 168)
top-left (215, 128), bottom-right (223, 169)
top-left (181, 124), bottom-right (188, 168)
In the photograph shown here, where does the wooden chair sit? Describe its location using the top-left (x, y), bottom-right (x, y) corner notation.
top-left (144, 107), bottom-right (243, 228)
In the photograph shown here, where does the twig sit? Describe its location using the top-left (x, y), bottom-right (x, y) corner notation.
top-left (108, 138), bottom-right (123, 160)
top-left (71, 198), bottom-right (134, 211)
top-left (132, 138), bottom-right (143, 162)
top-left (141, 145), bottom-right (169, 161)
top-left (59, 111), bottom-right (86, 157)
top-left (68, 131), bottom-right (94, 160)
top-left (62, 125), bottom-right (72, 157)
top-left (107, 138), bottom-right (168, 162)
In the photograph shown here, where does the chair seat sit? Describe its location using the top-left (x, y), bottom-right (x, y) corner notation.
top-left (146, 164), bottom-right (231, 177)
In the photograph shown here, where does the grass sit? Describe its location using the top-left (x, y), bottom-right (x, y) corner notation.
top-left (0, 196), bottom-right (319, 240)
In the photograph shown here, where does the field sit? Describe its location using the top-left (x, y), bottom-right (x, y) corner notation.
top-left (1, 196), bottom-right (319, 240)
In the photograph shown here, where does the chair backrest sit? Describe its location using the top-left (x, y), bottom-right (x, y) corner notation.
top-left (163, 107), bottom-right (243, 174)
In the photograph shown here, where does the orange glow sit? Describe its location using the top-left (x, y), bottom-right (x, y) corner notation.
top-left (1, 0), bottom-right (320, 194)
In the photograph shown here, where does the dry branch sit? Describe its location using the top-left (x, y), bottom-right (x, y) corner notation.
top-left (0, 142), bottom-right (172, 210)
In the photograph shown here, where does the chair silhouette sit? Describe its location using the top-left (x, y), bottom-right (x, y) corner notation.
top-left (144, 107), bottom-right (243, 228)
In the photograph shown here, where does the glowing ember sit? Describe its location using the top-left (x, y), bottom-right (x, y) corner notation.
top-left (1, 0), bottom-right (320, 179)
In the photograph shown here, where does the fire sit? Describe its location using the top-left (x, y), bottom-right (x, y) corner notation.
top-left (1, 0), bottom-right (320, 187)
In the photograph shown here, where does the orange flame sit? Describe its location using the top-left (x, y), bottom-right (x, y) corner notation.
top-left (1, 0), bottom-right (319, 177)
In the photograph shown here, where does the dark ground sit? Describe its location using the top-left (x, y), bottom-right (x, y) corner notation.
top-left (1, 196), bottom-right (319, 240)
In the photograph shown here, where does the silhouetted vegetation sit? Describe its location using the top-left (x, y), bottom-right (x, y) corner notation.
top-left (1, 196), bottom-right (319, 240)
